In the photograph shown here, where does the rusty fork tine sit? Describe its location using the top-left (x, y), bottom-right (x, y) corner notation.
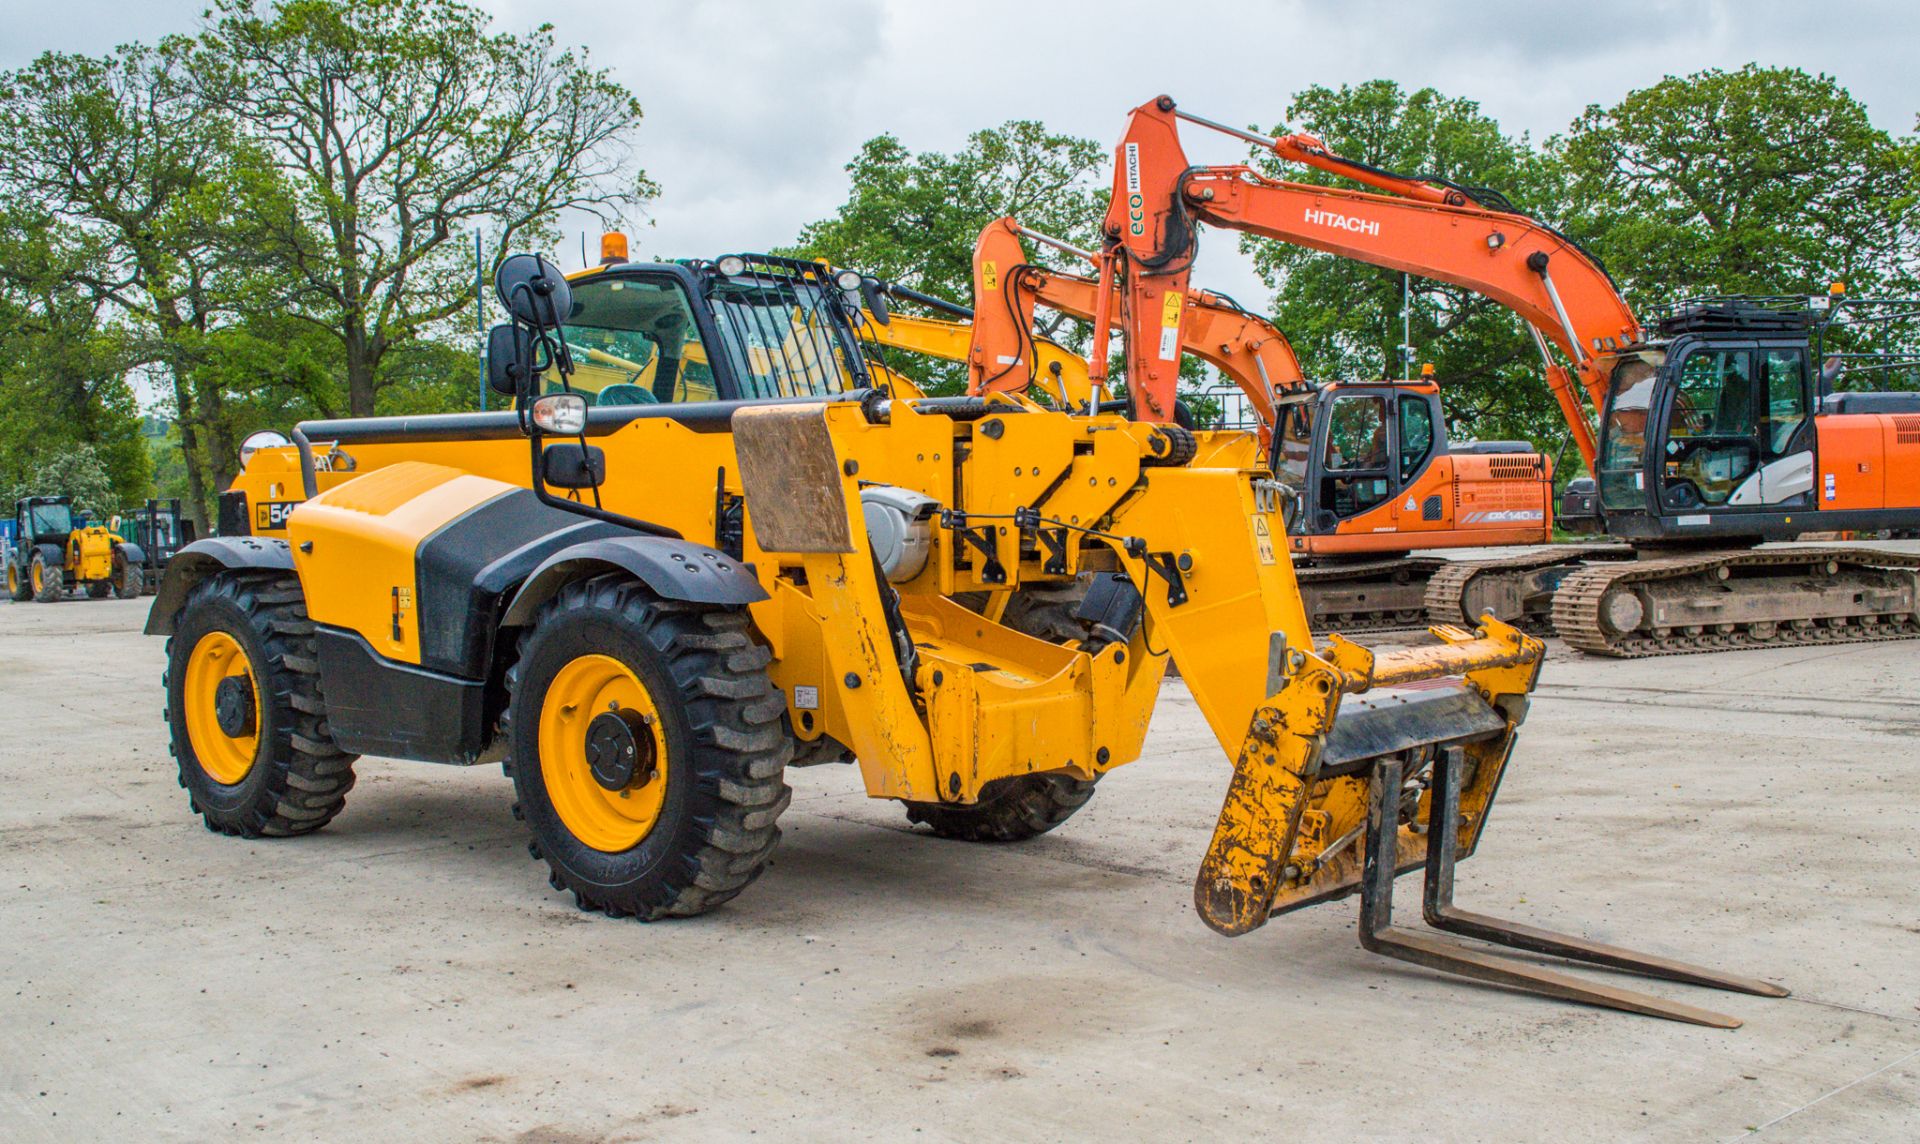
top-left (1357, 756), bottom-right (1750, 1028)
top-left (1423, 749), bottom-right (1790, 1000)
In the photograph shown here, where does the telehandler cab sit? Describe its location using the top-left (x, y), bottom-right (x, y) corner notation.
top-left (147, 247), bottom-right (1783, 1025)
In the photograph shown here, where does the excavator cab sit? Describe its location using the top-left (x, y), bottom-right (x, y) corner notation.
top-left (1594, 295), bottom-right (1915, 542)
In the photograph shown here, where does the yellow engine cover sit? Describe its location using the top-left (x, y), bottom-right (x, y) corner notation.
top-left (69, 526), bottom-right (116, 581)
top-left (287, 461), bottom-right (519, 665)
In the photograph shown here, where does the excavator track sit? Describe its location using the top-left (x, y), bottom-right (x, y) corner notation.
top-left (1552, 546), bottom-right (1920, 658)
top-left (1423, 545), bottom-right (1627, 633)
top-left (1295, 556), bottom-right (1449, 631)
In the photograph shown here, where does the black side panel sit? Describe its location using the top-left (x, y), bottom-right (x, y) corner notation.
top-left (314, 626), bottom-right (488, 765)
top-left (413, 490), bottom-right (630, 678)
top-left (217, 490), bottom-right (251, 537)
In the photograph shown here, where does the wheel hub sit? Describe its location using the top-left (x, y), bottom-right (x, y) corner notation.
top-left (215, 675), bottom-right (258, 737)
top-left (585, 707), bottom-right (657, 791)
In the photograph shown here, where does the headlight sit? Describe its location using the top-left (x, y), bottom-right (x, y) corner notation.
top-left (717, 255), bottom-right (748, 277)
top-left (531, 393), bottom-right (588, 435)
top-left (834, 268), bottom-right (863, 292)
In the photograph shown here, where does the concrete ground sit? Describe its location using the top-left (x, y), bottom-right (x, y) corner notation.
top-left (2, 595), bottom-right (1918, 1142)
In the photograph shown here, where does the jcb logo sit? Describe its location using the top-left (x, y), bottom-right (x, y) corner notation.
top-left (255, 501), bottom-right (298, 531)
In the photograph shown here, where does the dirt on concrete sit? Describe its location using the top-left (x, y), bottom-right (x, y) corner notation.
top-left (2, 594), bottom-right (1917, 1141)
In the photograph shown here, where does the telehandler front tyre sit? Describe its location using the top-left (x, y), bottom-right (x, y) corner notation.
top-left (163, 572), bottom-right (358, 837)
top-left (30, 551), bottom-right (62, 602)
top-left (504, 575), bottom-right (791, 920)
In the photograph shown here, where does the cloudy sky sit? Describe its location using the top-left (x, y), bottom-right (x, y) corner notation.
top-left (5, 0), bottom-right (1918, 306)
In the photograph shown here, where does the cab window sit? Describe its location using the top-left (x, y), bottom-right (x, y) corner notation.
top-left (1323, 395), bottom-right (1389, 518)
top-left (1326, 396), bottom-right (1386, 471)
top-left (1398, 396), bottom-right (1434, 481)
top-left (1763, 349), bottom-right (1809, 457)
top-left (549, 276), bottom-right (719, 406)
top-left (1663, 349), bottom-right (1756, 507)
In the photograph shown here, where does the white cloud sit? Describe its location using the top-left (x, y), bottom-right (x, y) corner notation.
top-left (6, 0), bottom-right (1917, 309)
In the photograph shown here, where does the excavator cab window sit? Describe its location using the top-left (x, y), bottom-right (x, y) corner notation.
top-left (1660, 347), bottom-right (1759, 509)
top-left (1763, 349), bottom-right (1811, 456)
top-left (1323, 394), bottom-right (1391, 518)
top-left (1273, 401), bottom-right (1314, 508)
top-left (1397, 395), bottom-right (1435, 482)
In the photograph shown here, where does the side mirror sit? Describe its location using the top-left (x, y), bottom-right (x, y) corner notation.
top-left (239, 429), bottom-right (291, 467)
top-left (487, 324), bottom-right (534, 397)
top-left (860, 277), bottom-right (891, 326)
top-left (495, 253), bottom-right (573, 330)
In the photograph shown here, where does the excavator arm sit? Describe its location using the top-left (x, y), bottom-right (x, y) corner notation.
top-left (1101, 96), bottom-right (1647, 473)
top-left (968, 216), bottom-right (1306, 443)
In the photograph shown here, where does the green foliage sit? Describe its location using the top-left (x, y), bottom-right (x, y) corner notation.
top-left (1243, 81), bottom-right (1570, 449)
top-left (1556, 65), bottom-right (1918, 304)
top-left (3, 443), bottom-right (120, 521)
top-left (0, 210), bottom-right (151, 507)
top-left (0, 0), bottom-right (650, 524)
top-left (195, 0), bottom-right (655, 417)
top-left (788, 121), bottom-right (1107, 394)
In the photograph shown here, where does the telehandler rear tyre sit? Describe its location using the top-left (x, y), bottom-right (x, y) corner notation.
top-left (113, 549), bottom-right (142, 599)
top-left (904, 773), bottom-right (1098, 842)
top-left (30, 552), bottom-right (62, 602)
top-left (163, 572), bottom-right (358, 837)
top-left (504, 575), bottom-right (791, 920)
top-left (7, 563), bottom-right (31, 601)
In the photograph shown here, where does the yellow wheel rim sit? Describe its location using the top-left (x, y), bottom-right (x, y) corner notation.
top-left (6, 566), bottom-right (14, 594)
top-left (30, 563), bottom-right (43, 594)
top-left (183, 630), bottom-right (262, 785)
top-left (538, 653), bottom-right (670, 853)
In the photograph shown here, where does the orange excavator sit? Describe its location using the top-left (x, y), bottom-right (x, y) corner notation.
top-left (859, 218), bottom-right (1559, 629)
top-left (1071, 95), bottom-right (1920, 656)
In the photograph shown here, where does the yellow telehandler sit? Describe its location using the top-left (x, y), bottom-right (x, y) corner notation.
top-left (145, 248), bottom-right (1783, 1025)
top-left (8, 496), bottom-right (144, 601)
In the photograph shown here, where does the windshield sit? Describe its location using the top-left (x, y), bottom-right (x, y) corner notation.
top-left (1273, 400), bottom-right (1313, 516)
top-left (27, 503), bottom-right (73, 537)
top-left (706, 273), bottom-right (863, 400)
top-left (544, 276), bottom-right (719, 405)
top-left (1599, 368), bottom-right (1657, 511)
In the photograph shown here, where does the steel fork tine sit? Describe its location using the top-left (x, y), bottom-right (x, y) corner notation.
top-left (1356, 754), bottom-right (1755, 1027)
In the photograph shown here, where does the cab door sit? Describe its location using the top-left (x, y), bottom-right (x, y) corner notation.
top-left (1313, 392), bottom-right (1393, 532)
top-left (1653, 343), bottom-right (1764, 515)
top-left (1388, 392), bottom-right (1447, 534)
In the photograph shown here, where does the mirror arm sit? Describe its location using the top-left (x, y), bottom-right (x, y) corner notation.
top-left (525, 423), bottom-right (681, 539)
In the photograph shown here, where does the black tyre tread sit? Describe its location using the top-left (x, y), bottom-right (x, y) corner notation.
top-left (904, 774), bottom-right (1098, 842)
top-left (163, 571), bottom-right (358, 837)
top-left (31, 553), bottom-right (62, 602)
top-left (504, 576), bottom-right (791, 920)
top-left (112, 549), bottom-right (142, 599)
top-left (7, 564), bottom-right (30, 602)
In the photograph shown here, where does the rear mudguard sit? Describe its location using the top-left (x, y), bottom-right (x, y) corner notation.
top-left (144, 536), bottom-right (295, 635)
top-left (499, 535), bottom-right (767, 626)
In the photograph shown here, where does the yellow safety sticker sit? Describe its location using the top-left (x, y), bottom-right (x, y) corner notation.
top-left (1252, 515), bottom-right (1276, 564)
top-left (982, 260), bottom-right (998, 293)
